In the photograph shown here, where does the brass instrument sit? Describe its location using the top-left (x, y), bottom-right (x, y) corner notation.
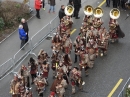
top-left (93, 7), bottom-right (103, 18)
top-left (84, 5), bottom-right (93, 16)
top-left (65, 5), bottom-right (74, 16)
top-left (110, 8), bottom-right (120, 19)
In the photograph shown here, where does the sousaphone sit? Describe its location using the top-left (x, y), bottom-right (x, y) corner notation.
top-left (93, 7), bottom-right (103, 18)
top-left (110, 8), bottom-right (120, 19)
top-left (84, 5), bottom-right (93, 16)
top-left (64, 5), bottom-right (74, 16)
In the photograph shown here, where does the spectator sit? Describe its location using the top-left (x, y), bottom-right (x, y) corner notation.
top-left (59, 5), bottom-right (66, 21)
top-left (18, 24), bottom-right (27, 49)
top-left (68, 0), bottom-right (73, 5)
top-left (35, 0), bottom-right (42, 19)
top-left (72, 0), bottom-right (81, 19)
top-left (106, 0), bottom-right (110, 7)
top-left (121, 0), bottom-right (127, 10)
top-left (21, 18), bottom-right (29, 43)
top-left (48, 0), bottom-right (56, 13)
top-left (42, 0), bottom-right (45, 10)
top-left (113, 0), bottom-right (120, 8)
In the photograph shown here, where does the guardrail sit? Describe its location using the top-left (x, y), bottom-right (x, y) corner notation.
top-left (0, 15), bottom-right (59, 80)
top-left (118, 77), bottom-right (130, 97)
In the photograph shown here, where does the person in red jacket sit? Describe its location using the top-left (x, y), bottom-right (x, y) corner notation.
top-left (35, 0), bottom-right (42, 19)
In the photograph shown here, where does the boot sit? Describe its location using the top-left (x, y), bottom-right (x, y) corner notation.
top-left (85, 70), bottom-right (89, 76)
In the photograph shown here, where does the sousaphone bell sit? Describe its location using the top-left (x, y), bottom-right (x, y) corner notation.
top-left (110, 8), bottom-right (120, 19)
top-left (64, 5), bottom-right (74, 16)
top-left (93, 7), bottom-right (103, 18)
top-left (84, 5), bottom-right (93, 16)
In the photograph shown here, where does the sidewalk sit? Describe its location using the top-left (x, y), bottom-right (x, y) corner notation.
top-left (0, 0), bottom-right (67, 65)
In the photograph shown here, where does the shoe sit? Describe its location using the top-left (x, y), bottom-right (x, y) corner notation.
top-left (53, 11), bottom-right (55, 14)
top-left (43, 8), bottom-right (45, 10)
top-left (75, 17), bottom-right (80, 19)
top-left (74, 61), bottom-right (77, 63)
top-left (73, 15), bottom-right (75, 17)
top-left (106, 5), bottom-right (108, 7)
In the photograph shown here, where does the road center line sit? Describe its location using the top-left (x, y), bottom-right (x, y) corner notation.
top-left (70, 29), bottom-right (77, 35)
top-left (98, 0), bottom-right (106, 7)
top-left (107, 79), bottom-right (123, 97)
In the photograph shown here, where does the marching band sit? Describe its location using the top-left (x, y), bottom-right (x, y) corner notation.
top-left (10, 4), bottom-right (125, 97)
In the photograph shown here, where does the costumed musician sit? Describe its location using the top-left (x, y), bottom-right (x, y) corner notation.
top-left (34, 72), bottom-right (47, 97)
top-left (93, 7), bottom-right (103, 31)
top-left (86, 38), bottom-right (98, 68)
top-left (28, 57), bottom-right (37, 85)
top-left (70, 67), bottom-right (85, 94)
top-left (62, 34), bottom-right (72, 54)
top-left (98, 27), bottom-right (110, 56)
top-left (37, 49), bottom-right (50, 69)
top-left (18, 65), bottom-right (30, 88)
top-left (73, 36), bottom-right (83, 63)
top-left (52, 34), bottom-right (62, 52)
top-left (83, 5), bottom-right (93, 27)
top-left (41, 61), bottom-right (50, 85)
top-left (86, 26), bottom-right (98, 43)
top-left (79, 48), bottom-right (90, 76)
top-left (50, 74), bottom-right (66, 97)
top-left (51, 51), bottom-right (60, 78)
top-left (109, 8), bottom-right (125, 42)
top-left (79, 22), bottom-right (88, 38)
top-left (10, 74), bottom-right (21, 97)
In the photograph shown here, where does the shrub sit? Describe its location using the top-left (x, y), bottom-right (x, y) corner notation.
top-left (0, 17), bottom-right (5, 30)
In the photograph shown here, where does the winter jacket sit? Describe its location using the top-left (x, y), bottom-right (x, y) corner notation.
top-left (22, 22), bottom-right (29, 33)
top-left (48, 0), bottom-right (55, 6)
top-left (19, 29), bottom-right (27, 40)
top-left (59, 8), bottom-right (66, 19)
top-left (35, 0), bottom-right (42, 9)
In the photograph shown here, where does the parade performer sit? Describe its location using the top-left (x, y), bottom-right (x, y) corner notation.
top-left (86, 38), bottom-right (98, 68)
top-left (98, 27), bottom-right (110, 56)
top-left (18, 65), bottom-right (30, 88)
top-left (28, 57), bottom-right (37, 85)
top-left (109, 8), bottom-right (125, 42)
top-left (70, 67), bottom-right (85, 94)
top-left (62, 34), bottom-right (72, 54)
top-left (34, 72), bottom-right (47, 97)
top-left (50, 74), bottom-right (65, 97)
top-left (10, 74), bottom-right (21, 97)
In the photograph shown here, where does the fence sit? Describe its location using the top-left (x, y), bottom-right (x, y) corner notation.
top-left (118, 77), bottom-right (130, 97)
top-left (0, 15), bottom-right (59, 80)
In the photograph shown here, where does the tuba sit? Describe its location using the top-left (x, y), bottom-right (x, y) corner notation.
top-left (84, 5), bottom-right (93, 16)
top-left (110, 8), bottom-right (120, 19)
top-left (93, 7), bottom-right (103, 18)
top-left (64, 5), bottom-right (74, 16)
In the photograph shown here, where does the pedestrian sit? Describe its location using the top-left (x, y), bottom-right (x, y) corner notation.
top-left (72, 0), bottom-right (81, 19)
top-left (121, 0), bottom-right (127, 10)
top-left (59, 5), bottom-right (66, 21)
top-left (48, 0), bottom-right (56, 13)
top-left (41, 0), bottom-right (45, 10)
top-left (68, 0), bottom-right (73, 5)
top-left (106, 0), bottom-right (110, 7)
top-left (113, 0), bottom-right (120, 8)
top-left (21, 18), bottom-right (29, 43)
top-left (35, 0), bottom-right (42, 19)
top-left (18, 24), bottom-right (27, 49)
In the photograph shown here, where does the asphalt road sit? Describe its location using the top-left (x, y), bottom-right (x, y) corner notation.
top-left (0, 0), bottom-right (130, 97)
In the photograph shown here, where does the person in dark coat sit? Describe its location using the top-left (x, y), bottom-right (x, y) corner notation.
top-left (48, 0), bottom-right (56, 13)
top-left (72, 0), bottom-right (81, 19)
top-left (68, 0), bottom-right (73, 5)
top-left (59, 5), bottom-right (66, 21)
top-left (121, 0), bottom-right (127, 10)
top-left (18, 24), bottom-right (27, 49)
top-left (106, 0), bottom-right (110, 7)
top-left (116, 25), bottom-right (125, 38)
top-left (21, 18), bottom-right (29, 43)
top-left (113, 0), bottom-right (120, 8)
